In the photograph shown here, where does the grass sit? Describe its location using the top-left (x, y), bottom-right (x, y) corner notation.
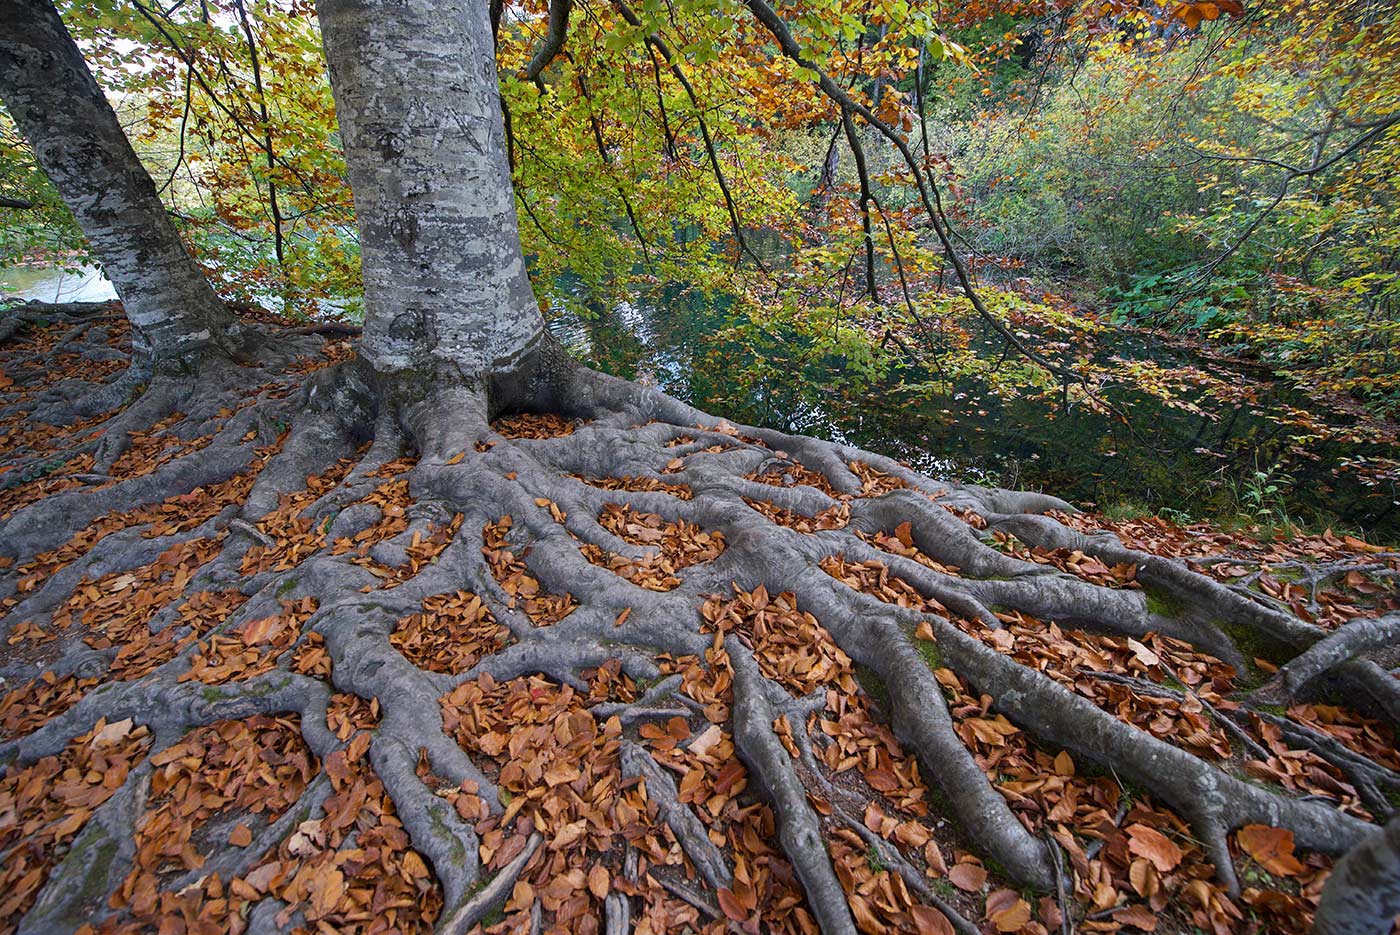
top-left (866, 844), bottom-right (888, 874)
top-left (1101, 500), bottom-right (1157, 522)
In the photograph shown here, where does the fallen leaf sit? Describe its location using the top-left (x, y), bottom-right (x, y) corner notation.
top-left (1112, 904), bottom-right (1158, 931)
top-left (717, 887), bottom-right (748, 922)
top-left (90, 717), bottom-right (135, 746)
top-left (1237, 824), bottom-right (1306, 876)
top-left (985, 888), bottom-right (1031, 932)
top-left (911, 904), bottom-right (955, 935)
top-left (949, 862), bottom-right (987, 892)
top-left (1126, 823), bottom-right (1183, 872)
top-left (587, 863), bottom-right (609, 900)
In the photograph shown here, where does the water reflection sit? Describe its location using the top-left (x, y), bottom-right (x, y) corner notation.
top-left (547, 278), bottom-right (1398, 539)
top-left (0, 264), bottom-right (116, 303)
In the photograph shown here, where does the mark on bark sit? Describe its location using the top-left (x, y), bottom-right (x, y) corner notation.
top-left (389, 205), bottom-right (418, 250)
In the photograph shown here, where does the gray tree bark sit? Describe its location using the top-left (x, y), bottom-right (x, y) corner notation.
top-left (1313, 815), bottom-right (1400, 935)
top-left (316, 0), bottom-right (544, 388)
top-left (0, 0), bottom-right (240, 369)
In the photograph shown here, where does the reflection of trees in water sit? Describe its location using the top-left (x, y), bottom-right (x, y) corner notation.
top-left (569, 282), bottom-right (1395, 536)
top-left (577, 294), bottom-right (648, 382)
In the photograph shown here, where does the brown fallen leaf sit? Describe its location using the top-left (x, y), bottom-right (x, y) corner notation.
top-left (924, 840), bottom-right (948, 877)
top-left (1126, 823), bottom-right (1183, 872)
top-left (948, 861), bottom-right (987, 892)
top-left (1112, 904), bottom-right (1159, 931)
top-left (985, 888), bottom-right (1032, 932)
top-left (587, 863), bottom-right (610, 900)
top-left (1237, 824), bottom-right (1306, 876)
top-left (717, 886), bottom-right (748, 922)
top-left (865, 767), bottom-right (899, 792)
top-left (90, 717), bottom-right (135, 746)
top-left (910, 904), bottom-right (955, 935)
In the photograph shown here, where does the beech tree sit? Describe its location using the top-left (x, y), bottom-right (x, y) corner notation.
top-left (1, 1), bottom-right (1398, 934)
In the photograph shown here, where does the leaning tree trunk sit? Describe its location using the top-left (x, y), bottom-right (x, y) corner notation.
top-left (317, 0), bottom-right (546, 407)
top-left (0, 0), bottom-right (240, 372)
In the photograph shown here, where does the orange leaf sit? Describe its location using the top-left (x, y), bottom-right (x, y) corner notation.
top-left (717, 887), bottom-right (748, 922)
top-left (1237, 824), bottom-right (1306, 876)
top-left (911, 905), bottom-right (954, 935)
top-left (587, 864), bottom-right (610, 900)
top-left (239, 615), bottom-right (283, 646)
top-left (895, 521), bottom-right (914, 548)
top-left (1126, 823), bottom-right (1183, 872)
top-left (865, 767), bottom-right (900, 793)
top-left (985, 889), bottom-right (1031, 932)
top-left (1112, 905), bottom-right (1158, 931)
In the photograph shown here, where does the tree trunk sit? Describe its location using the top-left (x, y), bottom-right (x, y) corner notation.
top-left (1312, 815), bottom-right (1400, 935)
top-left (0, 0), bottom-right (240, 369)
top-left (316, 0), bottom-right (544, 393)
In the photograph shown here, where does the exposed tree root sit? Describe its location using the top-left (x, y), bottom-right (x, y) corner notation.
top-left (2, 313), bottom-right (1398, 934)
top-left (1312, 815), bottom-right (1400, 935)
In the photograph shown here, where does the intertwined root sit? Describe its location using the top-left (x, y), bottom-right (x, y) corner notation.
top-left (1, 312), bottom-right (1397, 935)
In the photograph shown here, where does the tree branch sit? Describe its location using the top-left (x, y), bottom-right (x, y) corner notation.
top-left (841, 106), bottom-right (879, 303)
top-left (610, 0), bottom-right (769, 273)
top-left (740, 0), bottom-right (1082, 385)
top-left (523, 0), bottom-right (573, 90)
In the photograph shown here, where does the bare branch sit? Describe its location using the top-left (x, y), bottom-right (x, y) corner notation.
top-left (840, 106), bottom-right (878, 303)
top-left (741, 0), bottom-right (1083, 385)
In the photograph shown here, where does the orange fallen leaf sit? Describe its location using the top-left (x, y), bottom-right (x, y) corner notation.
top-left (1237, 824), bottom-right (1306, 876)
top-left (1112, 904), bottom-right (1158, 931)
top-left (717, 887), bottom-right (748, 922)
top-left (911, 904), bottom-right (955, 935)
top-left (1126, 823), bottom-right (1183, 872)
top-left (985, 888), bottom-right (1031, 932)
top-left (587, 863), bottom-right (610, 900)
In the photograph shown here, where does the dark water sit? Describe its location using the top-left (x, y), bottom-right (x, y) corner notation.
top-left (547, 279), bottom-right (1400, 541)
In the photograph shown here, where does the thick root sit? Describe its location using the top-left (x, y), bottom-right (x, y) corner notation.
top-left (1, 322), bottom-right (1397, 935)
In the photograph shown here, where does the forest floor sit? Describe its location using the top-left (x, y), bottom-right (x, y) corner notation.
top-left (1, 299), bottom-right (1398, 935)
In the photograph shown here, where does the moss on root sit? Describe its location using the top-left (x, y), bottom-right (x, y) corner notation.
top-left (854, 663), bottom-right (891, 712)
top-left (1219, 619), bottom-right (1297, 676)
top-left (1143, 584), bottom-right (1188, 619)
